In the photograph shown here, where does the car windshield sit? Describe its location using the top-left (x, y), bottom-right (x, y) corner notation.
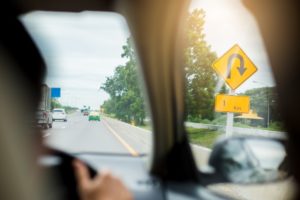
top-left (21, 11), bottom-right (152, 155)
top-left (22, 3), bottom-right (290, 199)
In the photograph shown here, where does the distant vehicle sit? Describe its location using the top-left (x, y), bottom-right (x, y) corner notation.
top-left (83, 109), bottom-right (89, 116)
top-left (52, 108), bottom-right (67, 122)
top-left (88, 111), bottom-right (100, 121)
top-left (36, 84), bottom-right (52, 129)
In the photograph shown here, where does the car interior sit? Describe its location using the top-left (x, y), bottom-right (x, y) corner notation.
top-left (0, 0), bottom-right (299, 200)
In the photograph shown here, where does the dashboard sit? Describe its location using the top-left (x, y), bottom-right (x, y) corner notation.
top-left (76, 154), bottom-right (232, 200)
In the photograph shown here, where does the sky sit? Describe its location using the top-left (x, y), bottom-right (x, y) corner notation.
top-left (21, 11), bottom-right (130, 109)
top-left (189, 0), bottom-right (274, 92)
top-left (20, 0), bottom-right (274, 109)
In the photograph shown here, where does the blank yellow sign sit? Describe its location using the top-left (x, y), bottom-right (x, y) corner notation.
top-left (215, 94), bottom-right (250, 113)
top-left (212, 44), bottom-right (258, 90)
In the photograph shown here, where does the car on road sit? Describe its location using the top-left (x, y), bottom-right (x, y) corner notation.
top-left (52, 108), bottom-right (67, 122)
top-left (82, 109), bottom-right (89, 116)
top-left (88, 111), bottom-right (100, 121)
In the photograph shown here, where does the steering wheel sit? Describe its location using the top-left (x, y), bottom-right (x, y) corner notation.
top-left (39, 149), bottom-right (97, 200)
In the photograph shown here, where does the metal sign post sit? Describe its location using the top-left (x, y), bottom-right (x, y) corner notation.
top-left (225, 89), bottom-right (235, 137)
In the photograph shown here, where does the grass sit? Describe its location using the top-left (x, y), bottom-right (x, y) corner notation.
top-left (137, 124), bottom-right (220, 149)
top-left (138, 124), bottom-right (152, 130)
top-left (233, 122), bottom-right (285, 132)
top-left (186, 127), bottom-right (221, 149)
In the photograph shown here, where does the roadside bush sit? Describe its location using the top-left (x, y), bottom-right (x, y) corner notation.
top-left (187, 115), bottom-right (202, 123)
top-left (269, 121), bottom-right (284, 131)
top-left (211, 115), bottom-right (226, 125)
top-left (200, 119), bottom-right (211, 124)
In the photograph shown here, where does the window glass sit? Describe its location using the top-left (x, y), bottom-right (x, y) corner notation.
top-left (185, 1), bottom-right (289, 199)
top-left (21, 11), bottom-right (151, 155)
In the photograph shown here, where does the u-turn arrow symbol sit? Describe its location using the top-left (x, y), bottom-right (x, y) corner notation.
top-left (226, 53), bottom-right (247, 79)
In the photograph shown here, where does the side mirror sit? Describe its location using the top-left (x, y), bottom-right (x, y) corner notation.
top-left (203, 136), bottom-right (289, 185)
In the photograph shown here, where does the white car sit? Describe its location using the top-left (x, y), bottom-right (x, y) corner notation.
top-left (52, 108), bottom-right (67, 122)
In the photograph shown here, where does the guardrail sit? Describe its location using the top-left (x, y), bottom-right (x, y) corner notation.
top-left (185, 122), bottom-right (287, 139)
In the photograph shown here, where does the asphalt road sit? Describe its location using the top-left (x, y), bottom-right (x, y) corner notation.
top-left (43, 111), bottom-right (293, 200)
top-left (44, 111), bottom-right (150, 155)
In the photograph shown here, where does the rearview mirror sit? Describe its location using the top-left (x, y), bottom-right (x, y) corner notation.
top-left (204, 136), bottom-right (289, 185)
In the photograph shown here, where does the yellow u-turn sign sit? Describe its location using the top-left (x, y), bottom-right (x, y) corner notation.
top-left (212, 44), bottom-right (258, 90)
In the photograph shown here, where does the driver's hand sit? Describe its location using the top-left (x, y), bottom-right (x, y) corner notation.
top-left (73, 160), bottom-right (133, 200)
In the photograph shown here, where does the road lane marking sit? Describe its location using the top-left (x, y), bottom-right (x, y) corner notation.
top-left (102, 120), bottom-right (139, 157)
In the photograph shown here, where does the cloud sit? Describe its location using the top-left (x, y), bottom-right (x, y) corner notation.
top-left (21, 11), bottom-right (130, 109)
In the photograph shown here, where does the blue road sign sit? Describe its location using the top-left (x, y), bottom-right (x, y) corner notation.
top-left (51, 88), bottom-right (61, 98)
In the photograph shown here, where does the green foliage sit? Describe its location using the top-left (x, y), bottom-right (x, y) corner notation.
top-left (101, 38), bottom-right (146, 125)
top-left (51, 99), bottom-right (77, 114)
top-left (63, 106), bottom-right (78, 114)
top-left (200, 119), bottom-right (211, 124)
top-left (187, 127), bottom-right (221, 148)
top-left (51, 99), bottom-right (62, 110)
top-left (211, 114), bottom-right (227, 125)
top-left (241, 87), bottom-right (283, 128)
top-left (101, 9), bottom-right (220, 125)
top-left (184, 9), bottom-right (218, 121)
top-left (268, 121), bottom-right (284, 131)
top-left (187, 115), bottom-right (202, 123)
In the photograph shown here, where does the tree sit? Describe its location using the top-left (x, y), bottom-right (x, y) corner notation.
top-left (101, 38), bottom-right (146, 125)
top-left (184, 9), bottom-right (218, 121)
top-left (102, 9), bottom-right (219, 124)
top-left (51, 99), bottom-right (77, 114)
top-left (51, 99), bottom-right (62, 110)
top-left (242, 87), bottom-right (283, 127)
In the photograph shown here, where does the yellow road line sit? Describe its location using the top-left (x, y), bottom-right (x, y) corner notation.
top-left (102, 119), bottom-right (139, 157)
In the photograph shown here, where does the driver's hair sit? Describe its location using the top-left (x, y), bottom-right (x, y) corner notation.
top-left (0, 2), bottom-right (47, 200)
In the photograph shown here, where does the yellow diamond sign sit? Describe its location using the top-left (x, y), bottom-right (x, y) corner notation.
top-left (212, 44), bottom-right (258, 90)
